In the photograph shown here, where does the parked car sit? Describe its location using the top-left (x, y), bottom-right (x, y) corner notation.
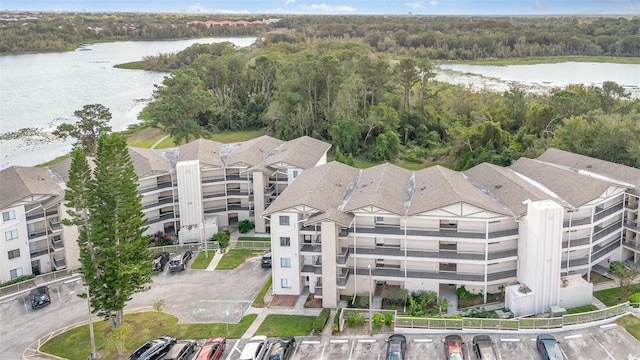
top-left (169, 250), bottom-right (193, 272)
top-left (163, 339), bottom-right (196, 360)
top-left (536, 334), bottom-right (564, 360)
top-left (385, 334), bottom-right (406, 360)
top-left (261, 253), bottom-right (272, 268)
top-left (444, 335), bottom-right (464, 360)
top-left (30, 286), bottom-right (51, 309)
top-left (154, 252), bottom-right (170, 272)
top-left (472, 335), bottom-right (498, 360)
top-left (267, 336), bottom-right (296, 360)
top-left (239, 335), bottom-right (269, 360)
top-left (129, 335), bottom-right (176, 360)
top-left (195, 337), bottom-right (226, 360)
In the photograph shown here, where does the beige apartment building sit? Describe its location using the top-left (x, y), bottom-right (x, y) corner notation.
top-left (263, 148), bottom-right (639, 315)
top-left (0, 135), bottom-right (330, 283)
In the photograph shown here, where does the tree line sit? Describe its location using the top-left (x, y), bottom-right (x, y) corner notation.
top-left (143, 39), bottom-right (640, 169)
top-left (2, 13), bottom-right (639, 59)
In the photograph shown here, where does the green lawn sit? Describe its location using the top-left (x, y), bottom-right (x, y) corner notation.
top-left (238, 236), bottom-right (271, 241)
top-left (39, 312), bottom-right (256, 360)
top-left (255, 314), bottom-right (316, 336)
top-left (566, 305), bottom-right (599, 314)
top-left (252, 276), bottom-right (272, 308)
top-left (191, 250), bottom-right (216, 269)
top-left (594, 285), bottom-right (640, 307)
top-left (617, 315), bottom-right (640, 341)
top-left (216, 249), bottom-right (263, 270)
top-left (210, 129), bottom-right (265, 143)
top-left (155, 136), bottom-right (182, 149)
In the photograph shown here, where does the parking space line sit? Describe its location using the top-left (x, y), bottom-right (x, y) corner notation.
top-left (563, 334), bottom-right (582, 340)
top-left (600, 323), bottom-right (617, 329)
top-left (500, 338), bottom-right (520, 342)
top-left (302, 341), bottom-right (320, 344)
top-left (225, 339), bottom-right (240, 360)
top-left (589, 333), bottom-right (615, 359)
top-left (358, 339), bottom-right (376, 343)
top-left (348, 339), bottom-right (355, 360)
top-left (320, 341), bottom-right (327, 360)
top-left (330, 339), bottom-right (349, 344)
top-left (413, 339), bottom-right (432, 343)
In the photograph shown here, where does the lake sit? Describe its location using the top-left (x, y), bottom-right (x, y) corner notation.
top-left (436, 62), bottom-right (640, 98)
top-left (0, 37), bottom-right (255, 170)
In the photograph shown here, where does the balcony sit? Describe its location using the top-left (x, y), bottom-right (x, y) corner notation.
top-left (202, 176), bottom-right (225, 184)
top-left (204, 206), bottom-right (227, 214)
top-left (625, 220), bottom-right (639, 232)
top-left (301, 243), bottom-right (322, 253)
top-left (622, 239), bottom-right (640, 252)
top-left (337, 268), bottom-right (350, 287)
top-left (593, 220), bottom-right (622, 242)
top-left (145, 212), bottom-right (175, 225)
top-left (139, 181), bottom-right (174, 194)
top-left (264, 184), bottom-right (276, 196)
top-left (203, 191), bottom-right (226, 200)
top-left (594, 202), bottom-right (624, 222)
top-left (352, 267), bottom-right (516, 282)
top-left (563, 216), bottom-right (592, 228)
top-left (227, 189), bottom-right (249, 197)
top-left (562, 235), bottom-right (591, 248)
top-left (30, 247), bottom-right (49, 257)
top-left (26, 209), bottom-right (58, 221)
top-left (268, 175), bottom-right (289, 182)
top-left (563, 256), bottom-right (590, 268)
top-left (226, 174), bottom-right (244, 181)
top-left (143, 197), bottom-right (175, 209)
top-left (337, 246), bottom-right (517, 262)
top-left (228, 204), bottom-right (250, 211)
top-left (53, 256), bottom-right (66, 269)
top-left (315, 286), bottom-right (323, 297)
top-left (338, 226), bottom-right (518, 240)
top-left (51, 236), bottom-right (64, 250)
top-left (625, 201), bottom-right (639, 211)
top-left (592, 240), bottom-right (621, 261)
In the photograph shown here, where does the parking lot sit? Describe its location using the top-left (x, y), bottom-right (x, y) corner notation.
top-left (217, 326), bottom-right (640, 360)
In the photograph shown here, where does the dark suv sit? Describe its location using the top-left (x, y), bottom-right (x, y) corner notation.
top-left (261, 253), bottom-right (272, 268)
top-left (30, 286), bottom-right (51, 309)
top-left (169, 251), bottom-right (192, 272)
top-left (154, 252), bottom-right (170, 272)
top-left (129, 335), bottom-right (176, 360)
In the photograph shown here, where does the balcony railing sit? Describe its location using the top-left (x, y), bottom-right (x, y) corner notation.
top-left (51, 237), bottom-right (64, 249)
top-left (594, 202), bottom-right (624, 222)
top-left (622, 239), bottom-right (640, 252)
top-left (264, 184), bottom-right (276, 195)
top-left (30, 247), bottom-right (49, 257)
top-left (226, 174), bottom-right (243, 181)
top-left (625, 220), bottom-right (639, 232)
top-left (337, 246), bottom-right (517, 262)
top-left (145, 212), bottom-right (175, 225)
top-left (228, 204), bottom-right (250, 211)
top-left (139, 181), bottom-right (174, 194)
top-left (593, 220), bottom-right (622, 242)
top-left (315, 286), bottom-right (323, 297)
top-left (227, 189), bottom-right (249, 196)
top-left (203, 191), bottom-right (226, 199)
top-left (202, 176), bottom-right (225, 184)
top-left (204, 206), bottom-right (227, 214)
top-left (53, 256), bottom-right (66, 268)
top-left (625, 201), bottom-right (639, 210)
top-left (592, 240), bottom-right (621, 261)
top-left (562, 235), bottom-right (591, 248)
top-left (301, 244), bottom-right (322, 253)
top-left (563, 216), bottom-right (592, 228)
top-left (352, 267), bottom-right (516, 282)
top-left (143, 197), bottom-right (175, 209)
top-left (338, 226), bottom-right (518, 240)
top-left (337, 268), bottom-right (350, 286)
top-left (26, 209), bottom-right (59, 221)
top-left (268, 175), bottom-right (289, 182)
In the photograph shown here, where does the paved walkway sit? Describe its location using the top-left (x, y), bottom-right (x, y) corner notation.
top-left (150, 135), bottom-right (170, 149)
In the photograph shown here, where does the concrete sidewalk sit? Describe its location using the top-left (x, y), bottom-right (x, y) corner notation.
top-left (205, 250), bottom-right (224, 271)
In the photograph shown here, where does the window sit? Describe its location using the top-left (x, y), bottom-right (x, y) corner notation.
top-left (8, 249), bottom-right (20, 260)
top-left (280, 237), bottom-right (291, 247)
top-left (5, 229), bottom-right (18, 241)
top-left (281, 278), bottom-right (291, 288)
top-left (281, 258), bottom-right (291, 268)
top-left (375, 216), bottom-right (384, 224)
top-left (279, 215), bottom-right (290, 226)
top-left (303, 234), bottom-right (312, 243)
top-left (3, 210), bottom-right (16, 222)
top-left (9, 267), bottom-right (23, 280)
top-left (293, 170), bottom-right (299, 178)
top-left (376, 238), bottom-right (384, 246)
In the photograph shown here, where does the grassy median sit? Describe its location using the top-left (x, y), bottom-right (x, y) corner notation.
top-left (40, 311), bottom-right (256, 360)
top-left (255, 314), bottom-right (316, 336)
top-left (216, 249), bottom-right (263, 270)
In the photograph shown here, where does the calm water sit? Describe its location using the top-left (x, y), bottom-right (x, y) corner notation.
top-left (437, 62), bottom-right (640, 97)
top-left (0, 37), bottom-right (255, 170)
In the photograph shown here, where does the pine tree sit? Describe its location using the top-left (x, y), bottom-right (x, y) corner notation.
top-left (64, 133), bottom-right (153, 328)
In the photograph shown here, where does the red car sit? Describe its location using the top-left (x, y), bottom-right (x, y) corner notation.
top-left (195, 337), bottom-right (226, 360)
top-left (444, 335), bottom-right (464, 360)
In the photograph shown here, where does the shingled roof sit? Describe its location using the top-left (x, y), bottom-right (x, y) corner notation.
top-left (409, 165), bottom-right (511, 216)
top-left (225, 135), bottom-right (284, 167)
top-left (262, 136), bottom-right (331, 169)
top-left (178, 139), bottom-right (224, 167)
top-left (341, 163), bottom-right (412, 215)
top-left (537, 148), bottom-right (639, 195)
top-left (0, 166), bottom-right (61, 209)
top-left (128, 147), bottom-right (171, 178)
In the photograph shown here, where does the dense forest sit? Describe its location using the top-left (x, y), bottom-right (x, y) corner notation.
top-left (1, 13), bottom-right (639, 58)
top-left (2, 12), bottom-right (639, 169)
top-left (142, 39), bottom-right (640, 170)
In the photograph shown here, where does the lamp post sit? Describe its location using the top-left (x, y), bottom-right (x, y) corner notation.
top-left (86, 286), bottom-right (96, 359)
top-left (368, 264), bottom-right (372, 331)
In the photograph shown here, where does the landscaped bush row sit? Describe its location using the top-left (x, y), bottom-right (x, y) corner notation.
top-left (312, 308), bottom-right (331, 334)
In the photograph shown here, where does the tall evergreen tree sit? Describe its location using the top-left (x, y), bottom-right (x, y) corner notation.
top-left (64, 133), bottom-right (152, 328)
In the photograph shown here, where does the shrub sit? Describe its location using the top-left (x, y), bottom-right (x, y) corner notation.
top-left (332, 308), bottom-right (342, 334)
top-left (238, 220), bottom-right (255, 233)
top-left (372, 313), bottom-right (382, 325)
top-left (629, 293), bottom-right (640, 307)
top-left (384, 312), bottom-right (393, 326)
top-left (456, 285), bottom-right (480, 300)
top-left (346, 312), bottom-right (366, 327)
top-left (213, 230), bottom-right (231, 252)
top-left (312, 308), bottom-right (331, 334)
top-left (347, 295), bottom-right (370, 308)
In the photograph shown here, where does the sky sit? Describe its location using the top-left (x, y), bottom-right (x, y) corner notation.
top-left (2, 0), bottom-right (639, 15)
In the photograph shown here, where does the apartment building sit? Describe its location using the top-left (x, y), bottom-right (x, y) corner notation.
top-left (263, 148), bottom-right (639, 314)
top-left (0, 166), bottom-right (79, 283)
